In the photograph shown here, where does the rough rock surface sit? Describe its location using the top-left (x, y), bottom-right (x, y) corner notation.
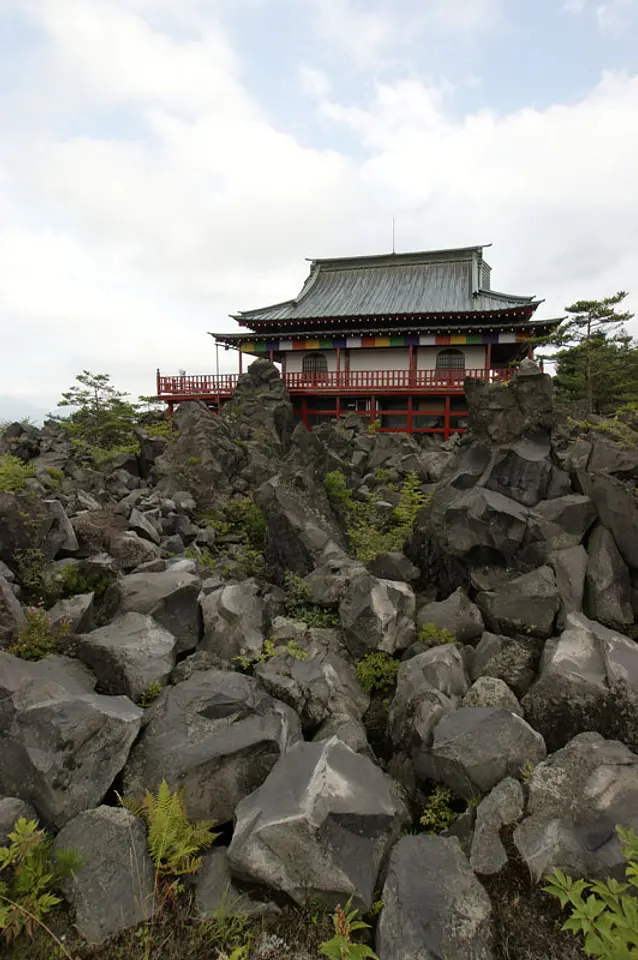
top-left (228, 737), bottom-right (407, 910)
top-left (54, 806), bottom-right (155, 944)
top-left (470, 778), bottom-right (525, 875)
top-left (76, 612), bottom-right (177, 701)
top-left (104, 570), bottom-right (201, 655)
top-left (339, 571), bottom-right (416, 658)
top-left (0, 652), bottom-right (142, 828)
top-left (123, 669), bottom-right (302, 822)
top-left (416, 587), bottom-right (484, 643)
top-left (376, 835), bottom-right (494, 960)
top-left (514, 733), bottom-right (638, 882)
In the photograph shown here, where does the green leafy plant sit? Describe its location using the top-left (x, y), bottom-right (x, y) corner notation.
top-left (368, 419), bottom-right (381, 434)
top-left (0, 817), bottom-right (81, 946)
top-left (356, 653), bottom-right (399, 694)
top-left (418, 622), bottom-right (456, 647)
top-left (319, 898), bottom-right (378, 960)
top-left (324, 470), bottom-right (426, 563)
top-left (544, 825), bottom-right (638, 958)
top-left (123, 780), bottom-right (219, 903)
top-left (0, 455), bottom-right (35, 492)
top-left (419, 785), bottom-right (458, 833)
top-left (137, 681), bottom-right (163, 708)
top-left (199, 888), bottom-right (252, 955)
top-left (8, 608), bottom-right (71, 661)
top-left (284, 572), bottom-right (340, 628)
top-left (521, 761), bottom-right (536, 783)
top-left (233, 636), bottom-right (308, 672)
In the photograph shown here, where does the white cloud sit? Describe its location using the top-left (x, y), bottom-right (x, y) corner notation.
top-left (563, 0), bottom-right (638, 26)
top-left (1, 0), bottom-right (638, 414)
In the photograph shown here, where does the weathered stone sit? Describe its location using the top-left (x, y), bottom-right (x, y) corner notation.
top-left (530, 494), bottom-right (596, 551)
top-left (228, 737), bottom-right (408, 910)
top-left (418, 707), bottom-right (546, 800)
top-left (303, 558), bottom-right (367, 606)
top-left (588, 435), bottom-right (638, 482)
top-left (48, 592), bottom-right (95, 634)
top-left (470, 778), bottom-right (525, 875)
top-left (389, 647), bottom-right (467, 755)
top-left (0, 652), bottom-right (142, 828)
top-left (552, 545), bottom-right (588, 626)
top-left (123, 670), bottom-right (301, 823)
top-left (585, 525), bottom-right (633, 628)
top-left (109, 531), bottom-right (162, 571)
top-left (368, 552), bottom-right (420, 582)
top-left (376, 835), bottom-right (494, 960)
top-left (417, 587), bottom-right (484, 644)
top-left (514, 733), bottom-right (638, 882)
top-left (194, 847), bottom-right (277, 920)
top-left (587, 473), bottom-right (638, 571)
top-left (200, 579), bottom-right (266, 660)
top-left (76, 612), bottom-right (176, 702)
top-left (0, 797), bottom-right (38, 844)
top-left (45, 499), bottom-right (79, 557)
top-left (482, 433), bottom-right (553, 507)
top-left (477, 566), bottom-right (560, 639)
top-left (54, 806), bottom-right (155, 944)
top-left (430, 486), bottom-right (529, 564)
top-left (0, 491), bottom-right (52, 568)
top-left (129, 507), bottom-right (161, 545)
top-left (465, 360), bottom-right (554, 446)
top-left (0, 574), bottom-right (25, 646)
top-left (255, 636), bottom-right (369, 730)
top-left (470, 632), bottom-right (540, 698)
top-left (339, 571), bottom-right (416, 658)
top-left (104, 570), bottom-right (201, 655)
top-left (462, 677), bottom-right (523, 716)
top-left (255, 472), bottom-right (347, 579)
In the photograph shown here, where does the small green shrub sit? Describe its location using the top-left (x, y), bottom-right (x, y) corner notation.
top-left (284, 572), bottom-right (339, 628)
top-left (146, 420), bottom-right (176, 440)
top-left (419, 785), bottom-right (458, 833)
top-left (0, 455), bottom-right (35, 492)
top-left (319, 897), bottom-right (378, 960)
top-left (233, 636), bottom-right (308, 672)
top-left (0, 817), bottom-right (81, 945)
top-left (544, 825), bottom-right (638, 958)
top-left (418, 622), bottom-right (456, 647)
top-left (73, 440), bottom-right (140, 467)
top-left (137, 681), bottom-right (163, 708)
top-left (199, 890), bottom-right (252, 955)
top-left (356, 652), bottom-right (399, 694)
top-left (44, 563), bottom-right (111, 606)
top-left (124, 780), bottom-right (219, 903)
top-left (8, 609), bottom-right (71, 661)
top-left (43, 467), bottom-right (64, 489)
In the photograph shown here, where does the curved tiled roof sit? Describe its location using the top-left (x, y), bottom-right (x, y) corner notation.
top-left (233, 247), bottom-right (540, 325)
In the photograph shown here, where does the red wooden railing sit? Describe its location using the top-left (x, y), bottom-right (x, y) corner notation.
top-left (156, 367), bottom-right (514, 397)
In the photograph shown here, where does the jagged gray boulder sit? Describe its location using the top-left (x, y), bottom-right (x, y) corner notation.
top-left (255, 632), bottom-right (369, 730)
top-left (0, 491), bottom-right (53, 567)
top-left (376, 835), bottom-right (494, 960)
top-left (0, 574), bottom-right (25, 646)
top-left (48, 592), bottom-right (96, 634)
top-left (470, 778), bottom-right (525, 875)
top-left (465, 359), bottom-right (554, 445)
top-left (470, 632), bottom-right (540, 698)
top-left (522, 612), bottom-right (638, 752)
top-left (123, 669), bottom-right (301, 823)
top-left (418, 706), bottom-right (546, 800)
top-left (45, 499), bottom-right (79, 557)
top-left (0, 797), bottom-right (38, 843)
top-left (104, 569), bottom-right (201, 655)
top-left (530, 494), bottom-right (596, 551)
top-left (368, 552), bottom-right (420, 582)
top-left (339, 571), bottom-right (416, 658)
top-left (108, 531), bottom-right (162, 571)
top-left (228, 737), bottom-right (408, 910)
top-left (514, 733), bottom-right (638, 882)
top-left (552, 545), bottom-right (588, 626)
top-left (54, 806), bottom-right (155, 943)
top-left (585, 525), bottom-right (633, 628)
top-left (76, 612), bottom-right (176, 701)
top-left (194, 847), bottom-right (277, 920)
top-left (482, 432), bottom-right (553, 507)
top-left (0, 651), bottom-right (142, 828)
top-left (128, 507), bottom-right (161, 545)
top-left (462, 676), bottom-right (523, 716)
top-left (477, 565), bottom-right (560, 638)
top-left (200, 579), bottom-right (267, 660)
top-left (416, 587), bottom-right (484, 644)
top-left (430, 486), bottom-right (529, 564)
top-left (586, 473), bottom-right (638, 571)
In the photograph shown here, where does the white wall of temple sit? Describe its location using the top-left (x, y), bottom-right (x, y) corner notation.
top-left (348, 348), bottom-right (410, 371)
top-left (284, 350), bottom-right (339, 373)
top-left (416, 345), bottom-right (486, 370)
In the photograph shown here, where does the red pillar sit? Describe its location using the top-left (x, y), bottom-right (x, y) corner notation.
top-left (336, 346), bottom-right (341, 378)
top-left (167, 403), bottom-right (174, 418)
top-left (370, 395), bottom-right (376, 428)
top-left (485, 342), bottom-right (492, 382)
top-left (269, 349), bottom-right (274, 362)
top-left (336, 397), bottom-right (341, 421)
top-left (239, 350), bottom-right (243, 374)
top-left (444, 396), bottom-right (451, 441)
top-left (527, 343), bottom-right (534, 360)
top-left (407, 396), bottom-right (413, 434)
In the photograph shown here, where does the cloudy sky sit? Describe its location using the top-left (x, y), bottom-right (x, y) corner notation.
top-left (1, 0), bottom-right (638, 421)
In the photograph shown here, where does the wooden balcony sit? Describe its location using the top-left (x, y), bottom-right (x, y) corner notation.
top-left (156, 367), bottom-right (514, 402)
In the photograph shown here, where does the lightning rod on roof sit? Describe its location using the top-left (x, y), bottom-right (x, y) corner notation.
top-left (392, 217), bottom-right (396, 254)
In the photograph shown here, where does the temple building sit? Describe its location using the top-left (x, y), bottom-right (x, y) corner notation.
top-left (156, 245), bottom-right (559, 438)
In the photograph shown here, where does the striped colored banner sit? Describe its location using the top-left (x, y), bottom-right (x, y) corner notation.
top-left (240, 331), bottom-right (529, 353)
